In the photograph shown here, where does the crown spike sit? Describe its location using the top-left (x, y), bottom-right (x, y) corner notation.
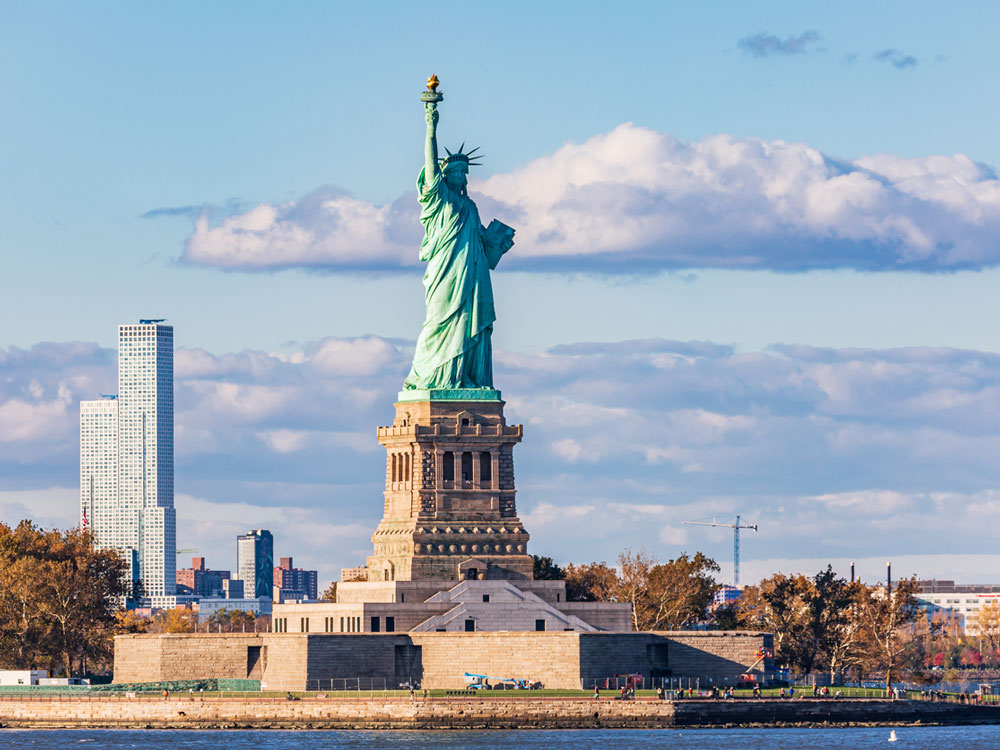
top-left (441, 144), bottom-right (485, 168)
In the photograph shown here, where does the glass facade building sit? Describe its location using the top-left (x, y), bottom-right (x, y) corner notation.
top-left (237, 529), bottom-right (274, 599)
top-left (80, 320), bottom-right (176, 598)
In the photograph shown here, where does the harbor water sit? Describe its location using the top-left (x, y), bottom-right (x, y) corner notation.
top-left (4, 727), bottom-right (1000, 749)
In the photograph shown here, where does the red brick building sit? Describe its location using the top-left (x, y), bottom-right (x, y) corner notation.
top-left (176, 557), bottom-right (231, 597)
top-left (273, 557), bottom-right (318, 600)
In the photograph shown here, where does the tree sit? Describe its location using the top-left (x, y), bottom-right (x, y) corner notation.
top-left (821, 580), bottom-right (866, 682)
top-left (711, 604), bottom-right (740, 630)
top-left (532, 555), bottom-right (565, 581)
top-left (737, 573), bottom-right (813, 670)
top-left (321, 582), bottom-right (337, 602)
top-left (0, 520), bottom-right (129, 675)
top-left (207, 608), bottom-right (257, 633)
top-left (645, 552), bottom-right (720, 630)
top-left (564, 562), bottom-right (618, 603)
top-left (148, 608), bottom-right (197, 634)
top-left (803, 566), bottom-right (855, 677)
top-left (617, 549), bottom-right (656, 631)
top-left (560, 550), bottom-right (720, 630)
top-left (114, 611), bottom-right (150, 634)
top-left (973, 599), bottom-right (1000, 651)
top-left (854, 577), bottom-right (920, 689)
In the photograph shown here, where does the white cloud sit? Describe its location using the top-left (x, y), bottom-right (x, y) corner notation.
top-left (309, 336), bottom-right (398, 377)
top-left (0, 383), bottom-right (72, 442)
top-left (658, 525), bottom-right (689, 546)
top-left (256, 429), bottom-right (308, 454)
top-left (0, 487), bottom-right (79, 528)
top-left (175, 124), bottom-right (1000, 273)
top-left (810, 489), bottom-right (914, 514)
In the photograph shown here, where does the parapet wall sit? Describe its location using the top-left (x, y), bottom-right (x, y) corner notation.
top-left (114, 634), bottom-right (265, 685)
top-left (114, 630), bottom-right (771, 691)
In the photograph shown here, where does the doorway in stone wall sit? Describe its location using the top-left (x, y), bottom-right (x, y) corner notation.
top-left (394, 644), bottom-right (422, 687)
top-left (247, 645), bottom-right (266, 679)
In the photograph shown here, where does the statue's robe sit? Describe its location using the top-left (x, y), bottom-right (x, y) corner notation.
top-left (403, 167), bottom-right (500, 390)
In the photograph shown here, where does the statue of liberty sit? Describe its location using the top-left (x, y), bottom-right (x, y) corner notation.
top-left (402, 75), bottom-right (515, 392)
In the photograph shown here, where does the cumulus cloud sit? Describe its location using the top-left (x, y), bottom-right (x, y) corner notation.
top-left (738, 30), bottom-right (821, 57)
top-left (873, 49), bottom-right (918, 69)
top-left (173, 125), bottom-right (1000, 274)
top-left (6, 336), bottom-right (1000, 584)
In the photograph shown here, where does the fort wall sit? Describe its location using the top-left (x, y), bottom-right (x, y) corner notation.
top-left (113, 630), bottom-right (772, 691)
top-left (2, 695), bottom-right (997, 730)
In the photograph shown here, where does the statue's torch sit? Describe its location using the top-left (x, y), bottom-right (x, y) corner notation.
top-left (421, 74), bottom-right (444, 104)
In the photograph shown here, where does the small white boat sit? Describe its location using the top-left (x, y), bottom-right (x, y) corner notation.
top-left (888, 729), bottom-right (898, 742)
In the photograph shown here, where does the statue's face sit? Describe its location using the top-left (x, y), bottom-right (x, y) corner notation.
top-left (444, 162), bottom-right (468, 191)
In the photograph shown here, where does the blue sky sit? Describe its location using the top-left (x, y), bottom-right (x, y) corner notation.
top-left (3, 1), bottom-right (1000, 588)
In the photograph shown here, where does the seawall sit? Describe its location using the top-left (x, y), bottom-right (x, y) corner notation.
top-left (1, 697), bottom-right (998, 730)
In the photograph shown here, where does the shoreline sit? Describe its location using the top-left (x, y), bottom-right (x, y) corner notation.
top-left (2, 697), bottom-right (999, 730)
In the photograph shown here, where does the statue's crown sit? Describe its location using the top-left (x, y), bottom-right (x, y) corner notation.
top-left (441, 143), bottom-right (483, 168)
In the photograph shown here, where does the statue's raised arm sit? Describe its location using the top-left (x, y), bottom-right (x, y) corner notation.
top-left (423, 74), bottom-right (442, 182)
top-left (424, 102), bottom-right (440, 181)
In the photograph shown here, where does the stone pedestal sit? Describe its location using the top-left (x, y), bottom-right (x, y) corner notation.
top-left (367, 392), bottom-right (532, 582)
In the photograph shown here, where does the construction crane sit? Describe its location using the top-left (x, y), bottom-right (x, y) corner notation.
top-left (175, 548), bottom-right (198, 555)
top-left (682, 515), bottom-right (758, 588)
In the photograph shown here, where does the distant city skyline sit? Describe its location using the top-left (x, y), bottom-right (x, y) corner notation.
top-left (5, 2), bottom-right (1000, 589)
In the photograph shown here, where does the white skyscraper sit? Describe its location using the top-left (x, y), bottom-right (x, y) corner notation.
top-left (80, 319), bottom-right (176, 602)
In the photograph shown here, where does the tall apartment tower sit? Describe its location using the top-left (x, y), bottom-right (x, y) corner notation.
top-left (237, 529), bottom-right (274, 599)
top-left (80, 319), bottom-right (176, 600)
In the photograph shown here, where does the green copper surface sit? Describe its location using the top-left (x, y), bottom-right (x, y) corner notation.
top-left (396, 387), bottom-right (502, 403)
top-left (402, 80), bottom-right (515, 395)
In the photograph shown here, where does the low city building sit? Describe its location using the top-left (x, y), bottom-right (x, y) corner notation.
top-left (273, 557), bottom-right (318, 600)
top-left (341, 566), bottom-right (368, 583)
top-left (0, 670), bottom-right (47, 686)
top-left (196, 597), bottom-right (273, 618)
top-left (222, 578), bottom-right (244, 599)
top-left (143, 594), bottom-right (198, 611)
top-left (915, 579), bottom-right (1000, 634)
top-left (712, 585), bottom-right (743, 608)
top-left (176, 557), bottom-right (231, 597)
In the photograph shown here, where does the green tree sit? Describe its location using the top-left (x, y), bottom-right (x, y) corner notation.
top-left (711, 604), bottom-right (741, 631)
top-left (531, 555), bottom-right (565, 581)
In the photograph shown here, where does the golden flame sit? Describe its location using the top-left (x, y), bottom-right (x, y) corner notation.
top-left (426, 74), bottom-right (440, 92)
